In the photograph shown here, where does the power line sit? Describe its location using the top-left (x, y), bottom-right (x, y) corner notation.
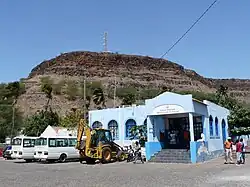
top-left (160, 0), bottom-right (219, 59)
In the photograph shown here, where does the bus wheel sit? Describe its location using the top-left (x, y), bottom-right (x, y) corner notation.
top-left (59, 154), bottom-right (67, 163)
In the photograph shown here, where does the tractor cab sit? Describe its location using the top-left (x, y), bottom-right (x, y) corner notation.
top-left (90, 129), bottom-right (113, 147)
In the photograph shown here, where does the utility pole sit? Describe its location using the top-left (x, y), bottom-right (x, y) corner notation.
top-left (83, 74), bottom-right (86, 121)
top-left (10, 99), bottom-right (17, 144)
top-left (113, 76), bottom-right (116, 108)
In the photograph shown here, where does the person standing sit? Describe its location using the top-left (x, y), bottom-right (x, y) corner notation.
top-left (224, 137), bottom-right (233, 164)
top-left (133, 141), bottom-right (144, 164)
top-left (236, 139), bottom-right (243, 165)
top-left (240, 138), bottom-right (245, 164)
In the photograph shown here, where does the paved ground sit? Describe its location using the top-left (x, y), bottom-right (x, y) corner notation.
top-left (0, 158), bottom-right (249, 187)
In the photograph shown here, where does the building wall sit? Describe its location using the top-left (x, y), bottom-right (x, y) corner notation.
top-left (89, 105), bottom-right (148, 146)
top-left (190, 101), bottom-right (230, 163)
top-left (145, 92), bottom-right (194, 114)
top-left (203, 100), bottom-right (230, 152)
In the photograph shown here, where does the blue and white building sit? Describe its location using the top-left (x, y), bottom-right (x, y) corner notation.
top-left (89, 92), bottom-right (230, 163)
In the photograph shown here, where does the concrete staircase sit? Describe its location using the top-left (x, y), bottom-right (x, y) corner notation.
top-left (149, 149), bottom-right (191, 163)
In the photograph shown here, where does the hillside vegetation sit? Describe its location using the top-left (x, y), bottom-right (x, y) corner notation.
top-left (2, 51), bottom-right (250, 141)
top-left (15, 51), bottom-right (250, 116)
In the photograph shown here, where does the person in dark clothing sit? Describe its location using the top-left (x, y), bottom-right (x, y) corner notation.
top-left (133, 141), bottom-right (144, 164)
top-left (240, 138), bottom-right (245, 164)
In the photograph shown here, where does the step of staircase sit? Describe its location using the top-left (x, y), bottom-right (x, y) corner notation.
top-left (149, 149), bottom-right (191, 164)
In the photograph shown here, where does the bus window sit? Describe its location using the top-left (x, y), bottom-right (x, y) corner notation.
top-left (35, 138), bottom-right (47, 146)
top-left (48, 138), bottom-right (56, 147)
top-left (56, 138), bottom-right (68, 147)
top-left (68, 138), bottom-right (77, 147)
top-left (23, 139), bottom-right (35, 147)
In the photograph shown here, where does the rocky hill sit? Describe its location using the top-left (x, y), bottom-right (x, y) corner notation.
top-left (17, 51), bottom-right (250, 116)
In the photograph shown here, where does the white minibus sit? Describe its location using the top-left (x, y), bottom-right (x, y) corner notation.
top-left (34, 136), bottom-right (79, 162)
top-left (11, 136), bottom-right (38, 162)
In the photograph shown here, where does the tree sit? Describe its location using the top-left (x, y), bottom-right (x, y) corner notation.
top-left (79, 80), bottom-right (104, 108)
top-left (23, 110), bottom-right (60, 136)
top-left (60, 108), bottom-right (83, 129)
top-left (129, 124), bottom-right (147, 147)
top-left (0, 82), bottom-right (24, 142)
top-left (121, 93), bottom-right (136, 105)
top-left (159, 86), bottom-right (173, 94)
top-left (116, 87), bottom-right (137, 99)
top-left (0, 105), bottom-right (23, 142)
top-left (213, 85), bottom-right (250, 136)
top-left (216, 85), bottom-right (229, 107)
top-left (138, 89), bottom-right (160, 100)
top-left (92, 88), bottom-right (106, 109)
top-left (116, 87), bottom-right (137, 106)
top-left (5, 81), bottom-right (25, 99)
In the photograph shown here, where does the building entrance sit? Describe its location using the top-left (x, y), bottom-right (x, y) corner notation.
top-left (166, 117), bottom-right (190, 149)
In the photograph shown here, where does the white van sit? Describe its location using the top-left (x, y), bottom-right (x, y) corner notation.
top-left (11, 136), bottom-right (38, 162)
top-left (34, 136), bottom-right (79, 162)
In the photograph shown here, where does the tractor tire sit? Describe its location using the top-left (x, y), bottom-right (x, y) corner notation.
top-left (59, 154), bottom-right (67, 163)
top-left (101, 147), bottom-right (112, 163)
top-left (117, 151), bottom-right (126, 162)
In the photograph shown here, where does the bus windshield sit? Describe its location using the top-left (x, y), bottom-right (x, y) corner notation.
top-left (35, 138), bottom-right (47, 146)
top-left (12, 138), bottom-right (22, 145)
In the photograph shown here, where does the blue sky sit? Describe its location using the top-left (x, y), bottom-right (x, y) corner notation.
top-left (0, 0), bottom-right (250, 83)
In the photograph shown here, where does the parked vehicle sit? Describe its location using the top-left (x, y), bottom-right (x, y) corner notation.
top-left (3, 145), bottom-right (12, 159)
top-left (75, 119), bottom-right (127, 164)
top-left (34, 136), bottom-right (79, 163)
top-left (11, 136), bottom-right (38, 162)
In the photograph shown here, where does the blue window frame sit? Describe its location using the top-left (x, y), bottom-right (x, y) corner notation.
top-left (108, 120), bottom-right (119, 140)
top-left (125, 119), bottom-right (136, 139)
top-left (215, 117), bottom-right (219, 137)
top-left (209, 115), bottom-right (213, 137)
top-left (92, 121), bottom-right (103, 129)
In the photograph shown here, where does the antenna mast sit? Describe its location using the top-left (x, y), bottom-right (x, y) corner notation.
top-left (103, 32), bottom-right (108, 52)
top-left (113, 76), bottom-right (116, 107)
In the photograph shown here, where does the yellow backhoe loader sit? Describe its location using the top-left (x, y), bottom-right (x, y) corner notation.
top-left (75, 119), bottom-right (127, 164)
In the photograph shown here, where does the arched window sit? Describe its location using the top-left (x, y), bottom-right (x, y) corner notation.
top-left (215, 117), bottom-right (219, 137)
top-left (125, 119), bottom-right (136, 138)
top-left (108, 120), bottom-right (119, 140)
top-left (222, 119), bottom-right (226, 128)
top-left (221, 119), bottom-right (226, 142)
top-left (92, 121), bottom-right (103, 129)
top-left (209, 115), bottom-right (213, 137)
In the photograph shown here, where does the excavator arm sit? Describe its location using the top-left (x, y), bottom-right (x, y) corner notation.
top-left (76, 119), bottom-right (91, 151)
